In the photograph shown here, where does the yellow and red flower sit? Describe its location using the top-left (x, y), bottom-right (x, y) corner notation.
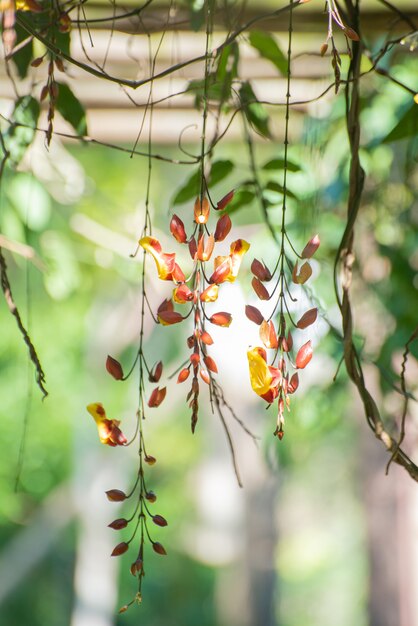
top-left (139, 236), bottom-right (185, 282)
top-left (87, 402), bottom-right (127, 447)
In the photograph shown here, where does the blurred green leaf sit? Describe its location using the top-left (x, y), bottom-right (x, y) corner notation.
top-left (249, 30), bottom-right (287, 75)
top-left (209, 160), bottom-right (234, 185)
top-left (262, 158), bottom-right (301, 172)
top-left (173, 169), bottom-right (200, 205)
top-left (4, 95), bottom-right (40, 165)
top-left (383, 103), bottom-right (418, 143)
top-left (265, 181), bottom-right (297, 199)
top-left (11, 22), bottom-right (34, 78)
top-left (225, 188), bottom-right (255, 213)
top-left (240, 81), bottom-right (271, 139)
top-left (55, 83), bottom-right (87, 136)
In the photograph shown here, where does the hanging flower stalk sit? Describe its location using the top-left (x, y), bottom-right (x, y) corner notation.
top-left (86, 309), bottom-right (169, 611)
top-left (140, 192), bottom-right (250, 434)
top-left (246, 0), bottom-right (320, 439)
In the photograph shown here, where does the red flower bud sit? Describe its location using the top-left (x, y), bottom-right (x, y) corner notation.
top-left (200, 331), bottom-right (214, 345)
top-left (209, 312), bottom-right (232, 327)
top-left (296, 308), bottom-right (318, 329)
top-left (148, 387), bottom-right (167, 408)
top-left (260, 320), bottom-right (278, 349)
top-left (152, 541), bottom-right (167, 556)
top-left (152, 514), bottom-right (168, 527)
top-left (288, 373), bottom-right (299, 394)
top-left (149, 361), bottom-right (163, 383)
top-left (216, 190), bottom-right (234, 211)
top-left (106, 489), bottom-right (127, 502)
top-left (251, 259), bottom-right (271, 281)
top-left (194, 197), bottom-right (210, 224)
top-left (245, 305), bottom-right (264, 325)
top-left (130, 558), bottom-right (143, 576)
top-left (214, 214), bottom-right (232, 242)
top-left (200, 369), bottom-right (210, 385)
top-left (177, 368), bottom-right (190, 383)
top-left (144, 455), bottom-right (157, 465)
top-left (158, 310), bottom-right (184, 325)
top-left (108, 518), bottom-right (128, 530)
top-left (203, 355), bottom-right (218, 373)
top-left (188, 237), bottom-right (197, 260)
top-left (301, 234), bottom-right (320, 259)
top-left (106, 355), bottom-right (124, 380)
top-left (295, 340), bottom-right (313, 369)
top-left (145, 491), bottom-right (157, 503)
top-left (111, 542), bottom-right (129, 557)
top-left (252, 277), bottom-right (270, 300)
top-left (170, 214), bottom-right (187, 243)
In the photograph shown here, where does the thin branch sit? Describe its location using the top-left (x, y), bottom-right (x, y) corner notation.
top-left (0, 249), bottom-right (47, 398)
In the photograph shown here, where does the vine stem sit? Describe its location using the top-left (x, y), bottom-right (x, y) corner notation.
top-left (333, 0), bottom-right (418, 482)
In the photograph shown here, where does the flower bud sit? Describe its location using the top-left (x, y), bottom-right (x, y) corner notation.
top-left (106, 489), bottom-right (127, 502)
top-left (194, 197), bottom-right (210, 224)
top-left (152, 541), bottom-right (167, 556)
top-left (108, 518), bottom-right (128, 530)
top-left (106, 355), bottom-right (124, 380)
top-left (111, 542), bottom-right (129, 556)
top-left (152, 514), bottom-right (168, 527)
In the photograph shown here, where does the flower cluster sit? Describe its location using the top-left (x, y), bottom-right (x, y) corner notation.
top-left (246, 234), bottom-right (320, 438)
top-left (140, 193), bottom-right (250, 432)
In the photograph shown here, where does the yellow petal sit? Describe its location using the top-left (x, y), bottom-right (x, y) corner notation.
top-left (139, 236), bottom-right (175, 280)
top-left (228, 239), bottom-right (250, 282)
top-left (247, 348), bottom-right (273, 396)
top-left (87, 402), bottom-right (107, 424)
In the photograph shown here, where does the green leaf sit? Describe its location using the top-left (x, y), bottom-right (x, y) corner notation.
top-left (224, 189), bottom-right (255, 214)
top-left (4, 96), bottom-right (40, 165)
top-left (209, 160), bottom-right (234, 186)
top-left (11, 22), bottom-right (33, 79)
top-left (265, 181), bottom-right (297, 199)
top-left (240, 81), bottom-right (271, 139)
top-left (262, 158), bottom-right (301, 172)
top-left (55, 83), bottom-right (87, 136)
top-left (173, 169), bottom-right (200, 205)
top-left (383, 103), bottom-right (418, 143)
top-left (248, 31), bottom-right (287, 75)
